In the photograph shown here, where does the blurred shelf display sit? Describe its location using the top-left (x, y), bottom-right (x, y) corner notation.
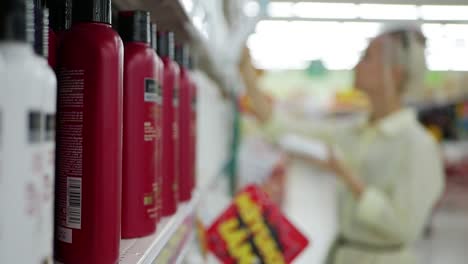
top-left (114, 0), bottom-right (266, 96)
top-left (38, 0), bottom-right (262, 263)
top-left (113, 0), bottom-right (198, 41)
top-left (409, 93), bottom-right (468, 111)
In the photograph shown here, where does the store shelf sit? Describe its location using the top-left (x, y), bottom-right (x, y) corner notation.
top-left (113, 0), bottom-right (230, 96)
top-left (119, 196), bottom-right (197, 264)
top-left (117, 163), bottom-right (224, 264)
top-left (174, 233), bottom-right (195, 264)
top-left (268, 0), bottom-right (467, 5)
top-left (113, 0), bottom-right (197, 42)
top-left (408, 93), bottom-right (468, 111)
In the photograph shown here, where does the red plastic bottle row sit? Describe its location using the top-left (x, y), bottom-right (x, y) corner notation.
top-left (51, 0), bottom-right (197, 263)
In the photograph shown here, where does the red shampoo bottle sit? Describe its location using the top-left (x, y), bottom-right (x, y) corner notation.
top-left (175, 45), bottom-right (192, 202)
top-left (119, 10), bottom-right (158, 238)
top-left (157, 31), bottom-right (180, 216)
top-left (188, 58), bottom-right (197, 198)
top-left (55, 0), bottom-right (123, 263)
top-left (150, 23), bottom-right (163, 223)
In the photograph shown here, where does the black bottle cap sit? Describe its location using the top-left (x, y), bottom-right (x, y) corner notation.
top-left (33, 6), bottom-right (49, 57)
top-left (175, 44), bottom-right (189, 68)
top-left (48, 0), bottom-right (71, 31)
top-left (32, 0), bottom-right (48, 57)
top-left (0, 0), bottom-right (34, 42)
top-left (157, 31), bottom-right (174, 60)
top-left (150, 23), bottom-right (157, 52)
top-left (72, 0), bottom-right (111, 25)
top-left (118, 10), bottom-right (150, 44)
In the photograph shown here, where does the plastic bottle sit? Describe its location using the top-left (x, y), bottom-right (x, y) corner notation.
top-left (54, 0), bottom-right (123, 263)
top-left (119, 10), bottom-right (158, 238)
top-left (157, 31), bottom-right (180, 216)
top-left (150, 23), bottom-right (163, 223)
top-left (46, 0), bottom-right (71, 69)
top-left (33, 1), bottom-right (58, 261)
top-left (175, 44), bottom-right (192, 202)
top-left (0, 0), bottom-right (56, 263)
top-left (188, 57), bottom-right (197, 199)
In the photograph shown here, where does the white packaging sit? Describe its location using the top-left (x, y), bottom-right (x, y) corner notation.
top-left (0, 42), bottom-right (56, 264)
top-left (279, 134), bottom-right (329, 162)
top-left (238, 136), bottom-right (283, 188)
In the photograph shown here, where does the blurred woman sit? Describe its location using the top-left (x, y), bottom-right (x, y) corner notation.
top-left (240, 24), bottom-right (444, 264)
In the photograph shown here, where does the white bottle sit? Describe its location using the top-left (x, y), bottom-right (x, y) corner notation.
top-left (0, 39), bottom-right (5, 262)
top-left (0, 0), bottom-right (56, 263)
top-left (34, 6), bottom-right (57, 263)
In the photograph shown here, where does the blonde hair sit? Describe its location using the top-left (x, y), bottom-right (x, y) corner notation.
top-left (380, 24), bottom-right (427, 97)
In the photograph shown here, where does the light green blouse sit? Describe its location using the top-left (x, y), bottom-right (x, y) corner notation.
top-left (263, 108), bottom-right (444, 264)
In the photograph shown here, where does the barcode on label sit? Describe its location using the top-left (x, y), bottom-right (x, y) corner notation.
top-left (67, 177), bottom-right (82, 229)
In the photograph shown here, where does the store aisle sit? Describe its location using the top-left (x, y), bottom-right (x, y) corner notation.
top-left (284, 163), bottom-right (468, 264)
top-left (283, 163), bottom-right (338, 264)
top-left (415, 210), bottom-right (468, 264)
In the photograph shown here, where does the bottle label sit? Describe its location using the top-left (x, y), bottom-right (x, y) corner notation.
top-left (151, 182), bottom-right (160, 219)
top-left (57, 226), bottom-right (73, 244)
top-left (144, 78), bottom-right (162, 104)
top-left (144, 78), bottom-right (160, 220)
top-left (57, 69), bottom-right (84, 231)
top-left (28, 111), bottom-right (43, 143)
top-left (66, 177), bottom-right (82, 229)
top-left (45, 114), bottom-right (56, 141)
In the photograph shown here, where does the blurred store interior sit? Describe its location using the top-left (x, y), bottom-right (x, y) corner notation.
top-left (2, 0), bottom-right (468, 263)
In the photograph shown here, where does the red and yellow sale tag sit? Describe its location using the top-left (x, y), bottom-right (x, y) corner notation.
top-left (207, 185), bottom-right (309, 264)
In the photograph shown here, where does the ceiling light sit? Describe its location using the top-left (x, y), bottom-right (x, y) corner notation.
top-left (359, 4), bottom-right (419, 20)
top-left (267, 2), bottom-right (294, 17)
top-left (255, 20), bottom-right (290, 33)
top-left (341, 22), bottom-right (381, 38)
top-left (422, 24), bottom-right (445, 38)
top-left (292, 2), bottom-right (359, 19)
top-left (244, 0), bottom-right (261, 17)
top-left (252, 57), bottom-right (309, 70)
top-left (421, 5), bottom-right (468, 21)
top-left (444, 24), bottom-right (468, 39)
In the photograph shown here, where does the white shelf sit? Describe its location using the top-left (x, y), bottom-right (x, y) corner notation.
top-left (174, 233), bottom-right (195, 264)
top-left (268, 0), bottom-right (467, 5)
top-left (119, 196), bottom-right (198, 264)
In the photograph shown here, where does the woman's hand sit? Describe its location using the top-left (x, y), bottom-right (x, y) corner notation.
top-left (290, 146), bottom-right (366, 198)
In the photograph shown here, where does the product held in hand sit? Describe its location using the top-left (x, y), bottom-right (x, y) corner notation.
top-left (207, 185), bottom-right (309, 264)
top-left (279, 134), bottom-right (329, 162)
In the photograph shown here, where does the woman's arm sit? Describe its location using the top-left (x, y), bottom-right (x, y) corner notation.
top-left (294, 147), bottom-right (366, 198)
top-left (239, 48), bottom-right (273, 123)
top-left (352, 138), bottom-right (444, 242)
top-left (304, 135), bottom-right (444, 243)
